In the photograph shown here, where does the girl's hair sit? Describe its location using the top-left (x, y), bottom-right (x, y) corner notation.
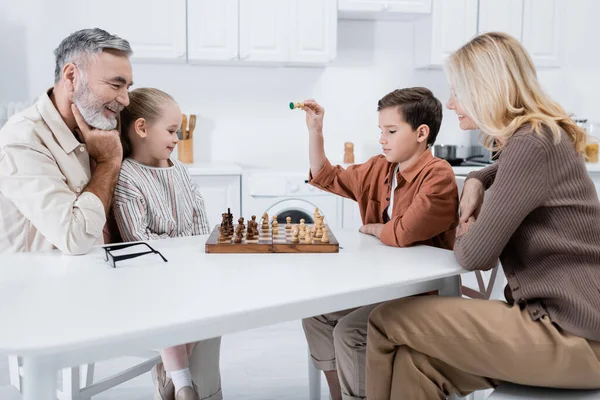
top-left (444, 31), bottom-right (586, 154)
top-left (119, 88), bottom-right (176, 158)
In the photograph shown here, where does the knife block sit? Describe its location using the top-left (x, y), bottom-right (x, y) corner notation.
top-left (178, 139), bottom-right (194, 164)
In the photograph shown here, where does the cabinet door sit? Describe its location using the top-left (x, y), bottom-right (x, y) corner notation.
top-left (338, 0), bottom-right (431, 14)
top-left (522, 0), bottom-right (561, 67)
top-left (414, 0), bottom-right (478, 68)
top-left (478, 0), bottom-right (523, 39)
top-left (187, 0), bottom-right (239, 62)
top-left (88, 0), bottom-right (186, 62)
top-left (289, 0), bottom-right (337, 64)
top-left (191, 175), bottom-right (241, 228)
top-left (239, 0), bottom-right (289, 62)
top-left (342, 198), bottom-right (363, 231)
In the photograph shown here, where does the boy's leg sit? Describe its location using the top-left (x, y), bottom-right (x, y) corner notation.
top-left (332, 303), bottom-right (380, 400)
top-left (188, 337), bottom-right (223, 400)
top-left (366, 296), bottom-right (600, 400)
top-left (303, 308), bottom-right (357, 400)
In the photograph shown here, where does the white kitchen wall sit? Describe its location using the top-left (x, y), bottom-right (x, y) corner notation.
top-left (1, 0), bottom-right (599, 168)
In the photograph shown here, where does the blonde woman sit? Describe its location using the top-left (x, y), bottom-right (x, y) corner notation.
top-left (365, 32), bottom-right (600, 399)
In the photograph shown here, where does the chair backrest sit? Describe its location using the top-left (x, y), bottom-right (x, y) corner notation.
top-left (455, 175), bottom-right (466, 195)
top-left (454, 175), bottom-right (506, 301)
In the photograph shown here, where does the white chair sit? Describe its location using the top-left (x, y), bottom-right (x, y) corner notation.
top-left (488, 383), bottom-right (600, 399)
top-left (8, 352), bottom-right (161, 399)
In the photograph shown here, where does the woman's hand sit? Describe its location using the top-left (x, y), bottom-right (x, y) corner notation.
top-left (459, 179), bottom-right (484, 223)
top-left (457, 216), bottom-right (476, 237)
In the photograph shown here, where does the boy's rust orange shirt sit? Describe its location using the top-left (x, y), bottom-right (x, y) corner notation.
top-left (309, 150), bottom-right (458, 249)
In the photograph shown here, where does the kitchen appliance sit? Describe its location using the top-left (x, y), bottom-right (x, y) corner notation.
top-left (243, 169), bottom-right (341, 228)
top-left (433, 144), bottom-right (492, 166)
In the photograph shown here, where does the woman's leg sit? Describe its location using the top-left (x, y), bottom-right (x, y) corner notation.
top-left (366, 296), bottom-right (600, 400)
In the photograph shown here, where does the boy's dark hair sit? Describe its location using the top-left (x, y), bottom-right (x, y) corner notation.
top-left (377, 87), bottom-right (443, 147)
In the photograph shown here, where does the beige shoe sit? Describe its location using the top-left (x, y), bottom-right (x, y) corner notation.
top-left (175, 385), bottom-right (200, 400)
top-left (151, 362), bottom-right (175, 400)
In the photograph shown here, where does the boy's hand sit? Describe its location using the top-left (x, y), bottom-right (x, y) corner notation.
top-left (456, 216), bottom-right (476, 237)
top-left (359, 223), bottom-right (385, 239)
top-left (301, 99), bottom-right (325, 135)
top-left (459, 178), bottom-right (484, 223)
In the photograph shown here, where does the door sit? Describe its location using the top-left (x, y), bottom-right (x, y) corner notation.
top-left (239, 0), bottom-right (289, 62)
top-left (289, 0), bottom-right (337, 64)
top-left (522, 0), bottom-right (561, 67)
top-left (414, 0), bottom-right (478, 67)
top-left (188, 0), bottom-right (240, 62)
top-left (478, 0), bottom-right (523, 39)
top-left (88, 0), bottom-right (186, 62)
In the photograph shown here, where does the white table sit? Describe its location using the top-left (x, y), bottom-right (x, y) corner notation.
top-left (0, 230), bottom-right (465, 400)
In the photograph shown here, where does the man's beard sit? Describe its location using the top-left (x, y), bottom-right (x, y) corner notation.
top-left (73, 80), bottom-right (123, 130)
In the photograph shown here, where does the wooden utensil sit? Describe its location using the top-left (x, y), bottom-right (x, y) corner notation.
top-left (181, 114), bottom-right (188, 139)
top-left (188, 115), bottom-right (196, 139)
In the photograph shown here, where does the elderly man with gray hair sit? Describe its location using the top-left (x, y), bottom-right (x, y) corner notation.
top-left (0, 28), bottom-right (223, 400)
top-left (0, 28), bottom-right (132, 254)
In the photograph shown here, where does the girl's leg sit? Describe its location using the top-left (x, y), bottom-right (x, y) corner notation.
top-left (161, 345), bottom-right (193, 393)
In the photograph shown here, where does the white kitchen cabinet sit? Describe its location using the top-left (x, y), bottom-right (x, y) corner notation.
top-left (88, 0), bottom-right (186, 62)
top-left (239, 0), bottom-right (290, 63)
top-left (414, 0), bottom-right (478, 69)
top-left (192, 175), bottom-right (242, 228)
top-left (477, 0), bottom-right (523, 39)
top-left (187, 0), bottom-right (239, 62)
top-left (342, 198), bottom-right (363, 231)
top-left (477, 0), bottom-right (561, 68)
top-left (289, 0), bottom-right (337, 64)
top-left (522, 0), bottom-right (562, 67)
top-left (338, 0), bottom-right (431, 19)
top-left (187, 0), bottom-right (337, 65)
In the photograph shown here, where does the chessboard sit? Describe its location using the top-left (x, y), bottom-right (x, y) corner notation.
top-left (205, 209), bottom-right (339, 254)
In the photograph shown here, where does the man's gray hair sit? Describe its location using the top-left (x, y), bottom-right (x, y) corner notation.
top-left (53, 28), bottom-right (133, 83)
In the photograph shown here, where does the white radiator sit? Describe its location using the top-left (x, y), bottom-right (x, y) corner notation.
top-left (0, 101), bottom-right (32, 129)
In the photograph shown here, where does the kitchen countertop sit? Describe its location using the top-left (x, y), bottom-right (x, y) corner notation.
top-left (452, 163), bottom-right (600, 176)
top-left (182, 162), bottom-right (599, 177)
top-left (185, 162), bottom-right (243, 176)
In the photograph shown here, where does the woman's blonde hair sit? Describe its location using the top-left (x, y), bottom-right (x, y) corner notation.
top-left (119, 88), bottom-right (177, 158)
top-left (444, 32), bottom-right (586, 154)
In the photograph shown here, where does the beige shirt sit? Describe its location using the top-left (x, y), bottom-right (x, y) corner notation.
top-left (0, 90), bottom-right (106, 254)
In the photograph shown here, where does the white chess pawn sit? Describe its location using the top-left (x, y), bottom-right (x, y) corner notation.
top-left (286, 217), bottom-right (292, 230)
top-left (321, 226), bottom-right (330, 243)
